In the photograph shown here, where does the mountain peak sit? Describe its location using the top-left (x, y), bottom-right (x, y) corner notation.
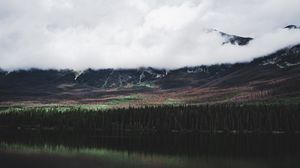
top-left (285, 25), bottom-right (299, 29)
top-left (206, 28), bottom-right (253, 46)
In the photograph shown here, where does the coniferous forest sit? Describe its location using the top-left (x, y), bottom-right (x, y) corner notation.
top-left (1, 104), bottom-right (299, 136)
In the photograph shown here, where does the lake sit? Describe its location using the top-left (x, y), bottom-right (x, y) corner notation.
top-left (0, 133), bottom-right (300, 168)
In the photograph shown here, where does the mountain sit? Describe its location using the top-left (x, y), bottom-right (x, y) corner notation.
top-left (208, 29), bottom-right (253, 45)
top-left (219, 31), bottom-right (253, 45)
top-left (285, 25), bottom-right (300, 29)
top-left (0, 28), bottom-right (299, 106)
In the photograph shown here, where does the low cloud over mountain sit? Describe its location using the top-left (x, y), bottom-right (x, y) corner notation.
top-left (1, 0), bottom-right (300, 70)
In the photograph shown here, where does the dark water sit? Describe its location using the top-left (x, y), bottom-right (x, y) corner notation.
top-left (0, 133), bottom-right (300, 168)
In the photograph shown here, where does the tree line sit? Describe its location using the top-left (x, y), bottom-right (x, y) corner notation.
top-left (0, 103), bottom-right (299, 135)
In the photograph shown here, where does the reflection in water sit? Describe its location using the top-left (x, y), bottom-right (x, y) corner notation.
top-left (0, 133), bottom-right (300, 168)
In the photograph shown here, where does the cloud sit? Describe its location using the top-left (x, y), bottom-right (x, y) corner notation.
top-left (0, 0), bottom-right (300, 70)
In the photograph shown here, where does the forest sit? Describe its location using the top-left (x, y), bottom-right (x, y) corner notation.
top-left (0, 103), bottom-right (299, 136)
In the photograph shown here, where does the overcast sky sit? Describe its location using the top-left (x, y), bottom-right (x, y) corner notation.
top-left (1, 0), bottom-right (300, 70)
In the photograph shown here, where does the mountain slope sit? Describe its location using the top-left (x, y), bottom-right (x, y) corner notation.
top-left (0, 30), bottom-right (299, 106)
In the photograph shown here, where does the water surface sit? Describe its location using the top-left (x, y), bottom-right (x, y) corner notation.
top-left (0, 133), bottom-right (299, 168)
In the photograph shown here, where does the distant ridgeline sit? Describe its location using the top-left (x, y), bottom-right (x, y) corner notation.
top-left (0, 104), bottom-right (299, 135)
top-left (0, 26), bottom-right (300, 105)
top-left (0, 43), bottom-right (299, 105)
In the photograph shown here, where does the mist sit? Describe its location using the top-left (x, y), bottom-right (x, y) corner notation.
top-left (1, 0), bottom-right (300, 70)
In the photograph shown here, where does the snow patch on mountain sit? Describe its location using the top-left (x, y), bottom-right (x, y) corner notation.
top-left (187, 67), bottom-right (208, 73)
top-left (73, 70), bottom-right (85, 80)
